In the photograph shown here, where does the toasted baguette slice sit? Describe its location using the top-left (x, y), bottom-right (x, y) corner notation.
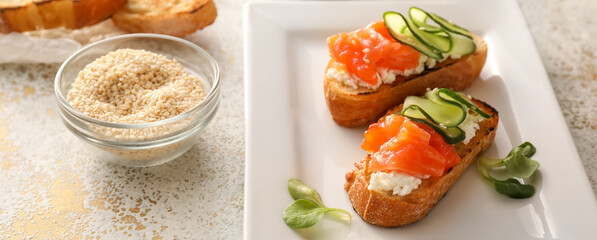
top-left (324, 35), bottom-right (487, 127)
top-left (0, 0), bottom-right (126, 33)
top-left (344, 98), bottom-right (499, 227)
top-left (111, 0), bottom-right (217, 37)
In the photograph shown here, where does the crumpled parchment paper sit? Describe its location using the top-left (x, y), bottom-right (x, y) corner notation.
top-left (0, 20), bottom-right (125, 64)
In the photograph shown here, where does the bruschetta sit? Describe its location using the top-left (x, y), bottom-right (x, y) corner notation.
top-left (324, 8), bottom-right (487, 127)
top-left (0, 0), bottom-right (126, 33)
top-left (344, 88), bottom-right (499, 227)
top-left (111, 0), bottom-right (217, 37)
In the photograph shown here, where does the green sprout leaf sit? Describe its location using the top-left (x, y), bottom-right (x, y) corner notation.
top-left (328, 208), bottom-right (353, 222)
top-left (288, 178), bottom-right (325, 207)
top-left (503, 147), bottom-right (540, 178)
top-left (517, 142), bottom-right (537, 156)
top-left (283, 199), bottom-right (330, 229)
top-left (477, 142), bottom-right (540, 199)
top-left (282, 179), bottom-right (352, 229)
top-left (493, 178), bottom-right (535, 199)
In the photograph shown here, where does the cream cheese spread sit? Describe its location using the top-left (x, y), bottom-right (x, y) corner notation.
top-left (327, 53), bottom-right (450, 90)
top-left (368, 171), bottom-right (429, 196)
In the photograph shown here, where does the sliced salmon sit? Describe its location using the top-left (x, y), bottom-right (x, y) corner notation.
top-left (327, 19), bottom-right (421, 86)
top-left (362, 114), bottom-right (460, 177)
top-left (361, 114), bottom-right (404, 152)
top-left (369, 20), bottom-right (421, 71)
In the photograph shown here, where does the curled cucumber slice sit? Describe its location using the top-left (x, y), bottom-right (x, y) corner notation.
top-left (409, 7), bottom-right (475, 56)
top-left (409, 7), bottom-right (443, 33)
top-left (401, 88), bottom-right (491, 144)
top-left (399, 11), bottom-right (452, 53)
top-left (403, 96), bottom-right (466, 127)
top-left (403, 106), bottom-right (466, 145)
top-left (445, 31), bottom-right (476, 56)
top-left (436, 89), bottom-right (491, 118)
top-left (406, 18), bottom-right (452, 53)
top-left (383, 11), bottom-right (443, 59)
top-left (384, 7), bottom-right (476, 59)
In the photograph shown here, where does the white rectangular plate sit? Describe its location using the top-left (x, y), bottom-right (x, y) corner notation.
top-left (243, 0), bottom-right (597, 239)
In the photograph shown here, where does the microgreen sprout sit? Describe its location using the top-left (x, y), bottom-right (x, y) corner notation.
top-left (282, 178), bottom-right (352, 228)
top-left (477, 142), bottom-right (540, 199)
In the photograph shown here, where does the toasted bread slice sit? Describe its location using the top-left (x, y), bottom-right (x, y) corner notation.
top-left (0, 0), bottom-right (126, 33)
top-left (111, 0), bottom-right (217, 37)
top-left (324, 35), bottom-right (488, 127)
top-left (344, 98), bottom-right (499, 227)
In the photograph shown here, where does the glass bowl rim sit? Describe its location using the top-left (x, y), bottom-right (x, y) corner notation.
top-left (54, 33), bottom-right (220, 129)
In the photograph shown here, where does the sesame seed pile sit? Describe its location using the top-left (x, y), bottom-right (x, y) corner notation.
top-left (67, 48), bottom-right (206, 124)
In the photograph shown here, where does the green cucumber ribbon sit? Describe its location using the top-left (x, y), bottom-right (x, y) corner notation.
top-left (401, 88), bottom-right (491, 144)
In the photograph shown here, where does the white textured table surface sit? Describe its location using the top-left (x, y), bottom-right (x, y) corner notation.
top-left (518, 0), bottom-right (597, 191)
top-left (0, 0), bottom-right (595, 239)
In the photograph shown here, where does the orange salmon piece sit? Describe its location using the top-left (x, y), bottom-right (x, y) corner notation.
top-left (368, 19), bottom-right (396, 42)
top-left (369, 19), bottom-right (421, 71)
top-left (370, 144), bottom-right (446, 177)
top-left (327, 20), bottom-right (421, 86)
top-left (362, 114), bottom-right (461, 177)
top-left (361, 114), bottom-right (404, 152)
top-left (328, 27), bottom-right (387, 85)
top-left (395, 119), bottom-right (431, 145)
top-left (415, 122), bottom-right (461, 173)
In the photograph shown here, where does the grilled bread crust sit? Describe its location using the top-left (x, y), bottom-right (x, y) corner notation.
top-left (344, 98), bottom-right (499, 227)
top-left (0, 0), bottom-right (126, 32)
top-left (111, 0), bottom-right (217, 37)
top-left (324, 35), bottom-right (487, 127)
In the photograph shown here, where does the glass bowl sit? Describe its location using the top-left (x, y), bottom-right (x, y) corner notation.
top-left (54, 34), bottom-right (220, 167)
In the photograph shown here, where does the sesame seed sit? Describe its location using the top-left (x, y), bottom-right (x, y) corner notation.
top-left (67, 49), bottom-right (206, 125)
